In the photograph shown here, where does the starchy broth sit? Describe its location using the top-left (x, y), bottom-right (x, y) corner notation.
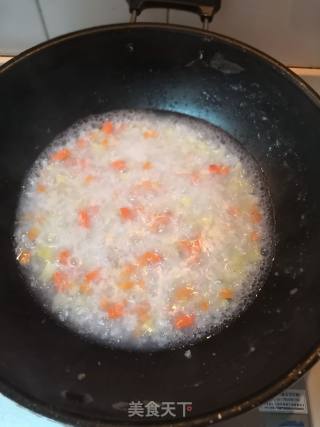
top-left (14, 110), bottom-right (272, 349)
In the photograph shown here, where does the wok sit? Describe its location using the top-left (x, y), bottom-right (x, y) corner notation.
top-left (0, 0), bottom-right (320, 425)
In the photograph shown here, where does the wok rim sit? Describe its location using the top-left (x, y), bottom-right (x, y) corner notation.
top-left (1, 22), bottom-right (320, 426)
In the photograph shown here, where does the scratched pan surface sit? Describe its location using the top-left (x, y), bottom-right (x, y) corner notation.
top-left (0, 25), bottom-right (320, 426)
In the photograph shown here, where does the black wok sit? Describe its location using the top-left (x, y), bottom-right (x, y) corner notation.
top-left (1, 0), bottom-right (320, 425)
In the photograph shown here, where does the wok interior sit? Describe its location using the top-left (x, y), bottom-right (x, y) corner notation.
top-left (0, 26), bottom-right (320, 425)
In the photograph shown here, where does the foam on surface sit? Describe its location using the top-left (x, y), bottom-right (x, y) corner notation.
top-left (14, 110), bottom-right (273, 350)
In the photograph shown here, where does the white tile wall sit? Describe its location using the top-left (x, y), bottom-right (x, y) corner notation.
top-left (38, 0), bottom-right (166, 38)
top-left (0, 0), bottom-right (47, 55)
top-left (0, 0), bottom-right (320, 66)
top-left (211, 0), bottom-right (320, 67)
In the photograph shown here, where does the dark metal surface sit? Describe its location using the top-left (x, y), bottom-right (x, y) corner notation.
top-left (128, 0), bottom-right (221, 20)
top-left (1, 23), bottom-right (320, 426)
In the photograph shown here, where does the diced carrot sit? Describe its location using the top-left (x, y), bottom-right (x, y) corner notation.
top-left (118, 280), bottom-right (134, 291)
top-left (149, 211), bottom-right (172, 232)
top-left (111, 159), bottom-right (127, 171)
top-left (133, 180), bottom-right (160, 195)
top-left (178, 238), bottom-right (202, 260)
top-left (136, 279), bottom-right (145, 289)
top-left (101, 137), bottom-right (109, 147)
top-left (250, 206), bottom-right (262, 224)
top-left (107, 302), bottom-right (125, 319)
top-left (36, 183), bottom-right (46, 193)
top-left (90, 205), bottom-right (100, 215)
top-left (99, 297), bottom-right (109, 311)
top-left (78, 209), bottom-right (91, 228)
top-left (76, 138), bottom-right (87, 149)
top-left (119, 207), bottom-right (136, 221)
top-left (208, 164), bottom-right (230, 176)
top-left (84, 174), bottom-right (95, 184)
top-left (228, 206), bottom-right (240, 217)
top-left (77, 158), bottom-right (90, 169)
top-left (143, 161), bottom-right (153, 170)
top-left (135, 302), bottom-right (150, 322)
top-left (58, 249), bottom-right (71, 265)
top-left (143, 129), bottom-right (158, 139)
top-left (250, 230), bottom-right (260, 241)
top-left (190, 171), bottom-right (201, 185)
top-left (199, 299), bottom-right (209, 311)
top-left (174, 286), bottom-right (194, 301)
top-left (84, 269), bottom-right (101, 283)
top-left (121, 263), bottom-right (137, 277)
top-left (174, 314), bottom-right (195, 329)
top-left (27, 227), bottom-right (39, 241)
top-left (79, 282), bottom-right (92, 295)
top-left (102, 121), bottom-right (113, 134)
top-left (52, 148), bottom-right (71, 161)
top-left (115, 123), bottom-right (126, 134)
top-left (17, 250), bottom-right (31, 265)
top-left (53, 271), bottom-right (70, 293)
top-left (219, 288), bottom-right (234, 300)
top-left (138, 251), bottom-right (163, 267)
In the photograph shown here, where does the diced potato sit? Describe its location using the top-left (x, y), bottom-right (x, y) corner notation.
top-left (40, 261), bottom-right (56, 281)
top-left (36, 245), bottom-right (54, 261)
top-left (180, 196), bottom-right (192, 207)
top-left (246, 247), bottom-right (262, 263)
top-left (92, 142), bottom-right (104, 154)
top-left (55, 174), bottom-right (67, 184)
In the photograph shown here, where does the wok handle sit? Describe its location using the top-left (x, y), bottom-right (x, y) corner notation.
top-left (128, 0), bottom-right (221, 29)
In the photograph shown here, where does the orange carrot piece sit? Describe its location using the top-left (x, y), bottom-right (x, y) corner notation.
top-left (102, 121), bottom-right (113, 134)
top-left (135, 302), bottom-right (150, 322)
top-left (199, 299), bottom-right (209, 311)
top-left (174, 286), bottom-right (194, 301)
top-left (99, 297), bottom-right (109, 311)
top-left (133, 180), bottom-right (160, 194)
top-left (136, 279), bottom-right (145, 289)
top-left (149, 211), bottom-right (172, 232)
top-left (190, 171), bottom-right (201, 185)
top-left (58, 249), bottom-right (71, 265)
top-left (175, 314), bottom-right (195, 329)
top-left (101, 138), bottom-right (109, 147)
top-left (119, 207), bottom-right (136, 221)
top-left (138, 251), bottom-right (163, 267)
top-left (121, 263), bottom-right (137, 277)
top-left (80, 282), bottom-right (92, 295)
top-left (77, 158), bottom-right (90, 169)
top-left (36, 183), bottom-right (46, 193)
top-left (178, 238), bottom-right (202, 259)
top-left (52, 148), bottom-right (71, 161)
top-left (118, 280), bottom-right (134, 291)
top-left (84, 174), bottom-right (95, 184)
top-left (208, 164), bottom-right (230, 176)
top-left (17, 250), bottom-right (31, 265)
top-left (250, 230), bottom-right (260, 241)
top-left (27, 227), bottom-right (39, 241)
top-left (84, 269), bottom-right (101, 283)
top-left (143, 161), bottom-right (153, 170)
top-left (227, 206), bottom-right (240, 217)
top-left (143, 129), bottom-right (158, 139)
top-left (107, 302), bottom-right (125, 319)
top-left (76, 138), bottom-right (87, 149)
top-left (219, 288), bottom-right (234, 300)
top-left (78, 209), bottom-right (91, 228)
top-left (53, 271), bottom-right (70, 293)
top-left (250, 206), bottom-right (262, 224)
top-left (111, 159), bottom-right (127, 171)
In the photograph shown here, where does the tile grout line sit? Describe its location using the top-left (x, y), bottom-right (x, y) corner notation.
top-left (34, 0), bottom-right (50, 41)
